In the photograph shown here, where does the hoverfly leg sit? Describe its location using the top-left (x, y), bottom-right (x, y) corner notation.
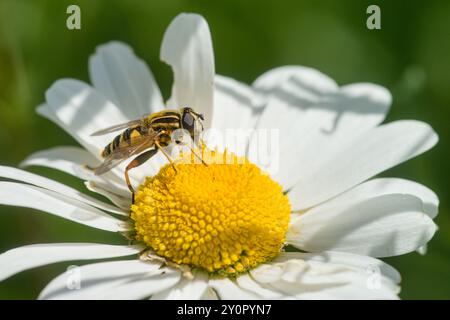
top-left (174, 137), bottom-right (208, 166)
top-left (84, 164), bottom-right (96, 171)
top-left (187, 144), bottom-right (208, 166)
top-left (125, 148), bottom-right (159, 203)
top-left (154, 141), bottom-right (178, 173)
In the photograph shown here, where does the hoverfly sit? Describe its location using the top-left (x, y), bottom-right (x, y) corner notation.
top-left (90, 107), bottom-right (206, 198)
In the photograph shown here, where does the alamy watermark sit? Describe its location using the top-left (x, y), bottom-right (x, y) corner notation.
top-left (66, 4), bottom-right (382, 31)
top-left (66, 265), bottom-right (81, 290)
top-left (66, 5), bottom-right (81, 30)
top-left (366, 5), bottom-right (381, 30)
top-left (366, 264), bottom-right (382, 290)
top-left (167, 128), bottom-right (280, 175)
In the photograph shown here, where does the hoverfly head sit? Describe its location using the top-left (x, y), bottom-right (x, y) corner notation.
top-left (181, 107), bottom-right (204, 140)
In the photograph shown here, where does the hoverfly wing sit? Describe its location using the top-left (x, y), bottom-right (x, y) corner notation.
top-left (94, 155), bottom-right (128, 175)
top-left (94, 130), bottom-right (160, 175)
top-left (90, 119), bottom-right (143, 136)
top-left (94, 140), bottom-right (147, 175)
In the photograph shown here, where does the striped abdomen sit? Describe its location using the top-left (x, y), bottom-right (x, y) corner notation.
top-left (101, 112), bottom-right (181, 158)
top-left (101, 125), bottom-right (147, 158)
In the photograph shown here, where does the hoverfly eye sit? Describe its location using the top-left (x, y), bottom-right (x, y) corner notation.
top-left (181, 112), bottom-right (195, 132)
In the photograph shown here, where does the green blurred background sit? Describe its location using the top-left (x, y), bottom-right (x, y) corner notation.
top-left (0, 0), bottom-right (448, 299)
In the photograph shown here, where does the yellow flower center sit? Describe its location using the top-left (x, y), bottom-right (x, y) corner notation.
top-left (130, 148), bottom-right (291, 276)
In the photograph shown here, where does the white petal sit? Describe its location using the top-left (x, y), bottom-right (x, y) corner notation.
top-left (289, 120), bottom-right (438, 210)
top-left (200, 287), bottom-right (219, 300)
top-left (0, 243), bottom-right (141, 281)
top-left (21, 148), bottom-right (137, 209)
top-left (0, 182), bottom-right (127, 232)
top-left (212, 75), bottom-right (265, 130)
top-left (36, 103), bottom-right (62, 127)
top-left (20, 146), bottom-right (101, 180)
top-left (150, 272), bottom-right (208, 300)
top-left (43, 79), bottom-right (129, 158)
top-left (268, 273), bottom-right (397, 300)
top-left (250, 67), bottom-right (391, 190)
top-left (250, 253), bottom-right (399, 299)
top-left (417, 244), bottom-right (428, 255)
top-left (253, 66), bottom-right (338, 96)
top-left (208, 278), bottom-right (260, 300)
top-left (160, 13), bottom-right (214, 128)
top-left (89, 41), bottom-right (164, 118)
top-left (39, 260), bottom-right (180, 300)
top-left (99, 269), bottom-right (180, 300)
top-left (205, 75), bottom-right (265, 154)
top-left (0, 165), bottom-right (126, 215)
top-left (287, 194), bottom-right (437, 257)
top-left (85, 181), bottom-right (131, 210)
top-left (235, 273), bottom-right (290, 299)
top-left (20, 147), bottom-right (137, 199)
top-left (274, 251), bottom-right (401, 284)
top-left (309, 178), bottom-right (439, 219)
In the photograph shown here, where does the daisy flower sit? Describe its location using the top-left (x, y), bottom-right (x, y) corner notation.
top-left (0, 13), bottom-right (439, 300)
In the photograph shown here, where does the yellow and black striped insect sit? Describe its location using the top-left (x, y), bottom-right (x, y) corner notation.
top-left (90, 107), bottom-right (205, 197)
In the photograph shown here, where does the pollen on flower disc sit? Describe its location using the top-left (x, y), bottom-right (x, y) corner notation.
top-left (130, 149), bottom-right (291, 275)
